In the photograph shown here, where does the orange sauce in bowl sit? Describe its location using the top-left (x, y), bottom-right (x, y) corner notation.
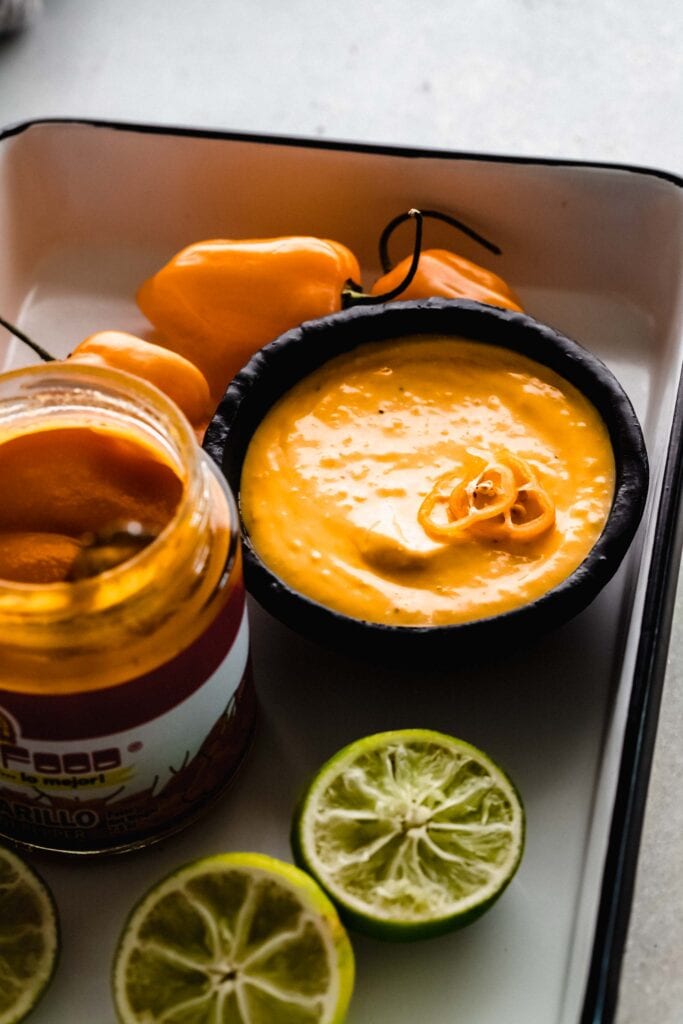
top-left (240, 336), bottom-right (615, 626)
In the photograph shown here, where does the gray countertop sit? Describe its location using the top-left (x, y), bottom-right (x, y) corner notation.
top-left (0, 2), bottom-right (682, 1021)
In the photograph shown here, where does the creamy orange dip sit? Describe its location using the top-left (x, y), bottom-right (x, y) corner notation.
top-left (240, 336), bottom-right (615, 626)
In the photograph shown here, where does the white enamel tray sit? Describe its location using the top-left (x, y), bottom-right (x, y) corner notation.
top-left (1, 120), bottom-right (682, 1024)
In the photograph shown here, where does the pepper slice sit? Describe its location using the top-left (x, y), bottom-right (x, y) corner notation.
top-left (469, 453), bottom-right (556, 542)
top-left (418, 451), bottom-right (555, 544)
top-left (418, 458), bottom-right (518, 540)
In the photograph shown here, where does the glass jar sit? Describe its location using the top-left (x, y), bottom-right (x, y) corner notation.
top-left (0, 363), bottom-right (255, 854)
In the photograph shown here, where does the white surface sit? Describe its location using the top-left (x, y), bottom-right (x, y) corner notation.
top-left (0, 0), bottom-right (681, 175)
top-left (0, 4), bottom-right (681, 1023)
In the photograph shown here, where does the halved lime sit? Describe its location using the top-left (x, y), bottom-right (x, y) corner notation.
top-left (0, 845), bottom-right (59, 1024)
top-left (113, 851), bottom-right (355, 1024)
top-left (292, 729), bottom-right (525, 940)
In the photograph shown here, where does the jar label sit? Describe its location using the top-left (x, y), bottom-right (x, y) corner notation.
top-left (0, 587), bottom-right (256, 852)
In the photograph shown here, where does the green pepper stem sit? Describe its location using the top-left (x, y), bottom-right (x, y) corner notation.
top-left (0, 314), bottom-right (56, 363)
top-left (343, 208), bottom-right (424, 307)
top-left (379, 208), bottom-right (501, 274)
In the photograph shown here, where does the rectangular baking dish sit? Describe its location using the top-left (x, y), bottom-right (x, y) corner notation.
top-left (0, 119), bottom-right (682, 1024)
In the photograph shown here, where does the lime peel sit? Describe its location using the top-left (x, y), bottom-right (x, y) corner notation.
top-left (0, 845), bottom-right (59, 1024)
top-left (113, 851), bottom-right (355, 1024)
top-left (292, 729), bottom-right (525, 940)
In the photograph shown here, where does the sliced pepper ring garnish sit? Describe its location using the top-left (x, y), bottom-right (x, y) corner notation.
top-left (449, 462), bottom-right (517, 519)
top-left (418, 450), bottom-right (556, 544)
top-left (470, 481), bottom-right (556, 541)
top-left (418, 460), bottom-right (517, 540)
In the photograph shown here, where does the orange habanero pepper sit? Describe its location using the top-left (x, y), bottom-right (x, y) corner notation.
top-left (137, 237), bottom-right (362, 400)
top-left (371, 249), bottom-right (523, 311)
top-left (69, 331), bottom-right (214, 436)
top-left (370, 209), bottom-right (523, 312)
top-left (0, 317), bottom-right (214, 439)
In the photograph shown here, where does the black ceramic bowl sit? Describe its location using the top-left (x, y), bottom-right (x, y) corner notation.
top-left (204, 299), bottom-right (648, 659)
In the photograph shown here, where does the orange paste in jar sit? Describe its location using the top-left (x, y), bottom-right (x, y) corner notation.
top-left (0, 364), bottom-right (254, 855)
top-left (0, 426), bottom-right (183, 584)
top-left (240, 336), bottom-right (616, 626)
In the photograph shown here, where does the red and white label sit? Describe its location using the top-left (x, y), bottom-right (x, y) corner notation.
top-left (0, 587), bottom-right (256, 852)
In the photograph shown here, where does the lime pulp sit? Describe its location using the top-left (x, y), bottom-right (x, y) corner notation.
top-left (292, 728), bottom-right (525, 940)
top-left (0, 845), bottom-right (59, 1024)
top-left (113, 851), bottom-right (355, 1024)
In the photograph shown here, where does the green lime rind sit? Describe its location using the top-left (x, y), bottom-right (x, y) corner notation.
top-left (112, 851), bottom-right (355, 1024)
top-left (0, 845), bottom-right (60, 1024)
top-left (292, 729), bottom-right (525, 941)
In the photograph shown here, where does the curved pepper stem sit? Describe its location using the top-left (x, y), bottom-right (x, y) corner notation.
top-left (342, 209), bottom-right (424, 308)
top-left (0, 314), bottom-right (56, 363)
top-left (379, 208), bottom-right (501, 274)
